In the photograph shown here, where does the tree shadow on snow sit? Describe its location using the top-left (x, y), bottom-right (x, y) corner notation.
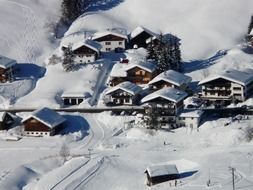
top-left (86, 0), bottom-right (125, 12)
top-left (14, 63), bottom-right (46, 80)
top-left (183, 50), bottom-right (227, 74)
top-left (59, 115), bottom-right (90, 140)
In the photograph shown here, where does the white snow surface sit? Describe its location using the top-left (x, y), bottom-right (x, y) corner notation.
top-left (141, 87), bottom-right (188, 104)
top-left (66, 0), bottom-right (253, 60)
top-left (199, 68), bottom-right (253, 86)
top-left (149, 70), bottom-right (192, 87)
top-left (105, 81), bottom-right (142, 95)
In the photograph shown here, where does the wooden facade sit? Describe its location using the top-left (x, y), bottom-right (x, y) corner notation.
top-left (146, 172), bottom-right (179, 186)
top-left (73, 45), bottom-right (98, 57)
top-left (94, 34), bottom-right (126, 42)
top-left (105, 89), bottom-right (140, 106)
top-left (130, 31), bottom-right (153, 49)
top-left (0, 67), bottom-right (14, 83)
top-left (23, 117), bottom-right (63, 136)
top-left (109, 77), bottom-right (126, 87)
top-left (126, 67), bottom-right (156, 84)
top-left (200, 78), bottom-right (247, 105)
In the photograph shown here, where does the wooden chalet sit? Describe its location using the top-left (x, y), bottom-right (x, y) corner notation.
top-left (104, 81), bottom-right (142, 106)
top-left (125, 61), bottom-right (157, 85)
top-left (199, 69), bottom-right (253, 105)
top-left (141, 87), bottom-right (188, 128)
top-left (22, 107), bottom-right (66, 137)
top-left (129, 26), bottom-right (156, 49)
top-left (61, 91), bottom-right (91, 105)
top-left (148, 70), bottom-right (192, 92)
top-left (62, 39), bottom-right (101, 64)
top-left (108, 62), bottom-right (128, 86)
top-left (92, 30), bottom-right (128, 52)
top-left (0, 112), bottom-right (15, 130)
top-left (145, 164), bottom-right (179, 186)
top-left (0, 55), bottom-right (16, 83)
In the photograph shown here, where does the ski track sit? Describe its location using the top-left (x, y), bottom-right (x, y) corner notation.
top-left (43, 114), bottom-right (107, 190)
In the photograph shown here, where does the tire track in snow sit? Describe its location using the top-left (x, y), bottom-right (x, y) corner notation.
top-left (47, 114), bottom-right (107, 190)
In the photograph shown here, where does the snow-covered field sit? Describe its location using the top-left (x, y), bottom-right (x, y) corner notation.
top-left (1, 112), bottom-right (253, 190)
top-left (1, 0), bottom-right (253, 189)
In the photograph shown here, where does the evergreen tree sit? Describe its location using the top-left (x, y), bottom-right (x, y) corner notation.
top-left (61, 0), bottom-right (86, 23)
top-left (147, 33), bottom-right (182, 73)
top-left (62, 46), bottom-right (75, 72)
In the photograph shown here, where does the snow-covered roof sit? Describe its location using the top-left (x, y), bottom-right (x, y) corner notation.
top-left (62, 39), bottom-right (101, 53)
top-left (130, 26), bottom-right (156, 40)
top-left (22, 108), bottom-right (66, 129)
top-left (0, 55), bottom-right (17, 69)
top-left (61, 91), bottom-right (91, 98)
top-left (110, 62), bottom-right (128, 77)
top-left (199, 69), bottom-right (253, 86)
top-left (72, 39), bottom-right (101, 53)
top-left (141, 87), bottom-right (188, 104)
top-left (145, 164), bottom-right (179, 178)
top-left (125, 61), bottom-right (157, 73)
top-left (149, 70), bottom-right (192, 87)
top-left (105, 81), bottom-right (142, 95)
top-left (92, 30), bottom-right (128, 40)
top-left (179, 110), bottom-right (204, 118)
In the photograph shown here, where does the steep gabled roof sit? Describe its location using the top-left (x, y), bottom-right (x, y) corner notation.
top-left (92, 30), bottom-right (128, 40)
top-left (22, 108), bottom-right (66, 129)
top-left (105, 81), bottom-right (142, 95)
top-left (145, 164), bottom-right (179, 178)
top-left (62, 39), bottom-right (101, 53)
top-left (198, 69), bottom-right (253, 86)
top-left (141, 87), bottom-right (188, 104)
top-left (72, 39), bottom-right (101, 53)
top-left (125, 61), bottom-right (157, 73)
top-left (130, 26), bottom-right (156, 40)
top-left (149, 70), bottom-right (192, 87)
top-left (0, 55), bottom-right (17, 69)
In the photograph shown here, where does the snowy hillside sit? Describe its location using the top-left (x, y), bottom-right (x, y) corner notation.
top-left (66, 0), bottom-right (253, 60)
top-left (0, 0), bottom-right (61, 64)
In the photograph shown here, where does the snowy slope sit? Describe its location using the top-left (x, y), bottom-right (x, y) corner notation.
top-left (66, 0), bottom-right (253, 60)
top-left (0, 0), bottom-right (61, 64)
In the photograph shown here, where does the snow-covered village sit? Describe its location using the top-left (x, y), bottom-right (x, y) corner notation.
top-left (1, 0), bottom-right (253, 189)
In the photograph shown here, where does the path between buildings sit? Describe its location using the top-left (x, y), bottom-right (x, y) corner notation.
top-left (89, 60), bottom-right (115, 106)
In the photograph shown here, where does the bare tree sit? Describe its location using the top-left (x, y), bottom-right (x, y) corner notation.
top-left (59, 143), bottom-right (70, 162)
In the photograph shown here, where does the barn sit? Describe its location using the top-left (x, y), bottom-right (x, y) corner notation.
top-left (129, 26), bottom-right (157, 49)
top-left (22, 107), bottom-right (66, 137)
top-left (145, 164), bottom-right (179, 186)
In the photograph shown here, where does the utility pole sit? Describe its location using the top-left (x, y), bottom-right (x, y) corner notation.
top-left (229, 167), bottom-right (236, 190)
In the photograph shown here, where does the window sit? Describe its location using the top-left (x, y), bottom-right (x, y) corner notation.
top-left (119, 41), bottom-right (122, 45)
top-left (233, 87), bottom-right (241, 91)
top-left (106, 48), bottom-right (111, 51)
top-left (125, 99), bottom-right (130, 103)
top-left (105, 42), bottom-right (111, 45)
